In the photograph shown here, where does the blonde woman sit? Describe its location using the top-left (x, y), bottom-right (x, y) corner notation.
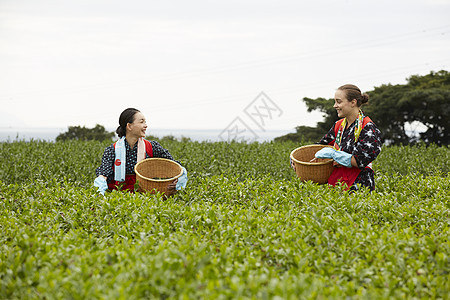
top-left (314, 84), bottom-right (382, 191)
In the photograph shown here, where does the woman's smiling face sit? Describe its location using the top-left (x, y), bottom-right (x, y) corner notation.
top-left (334, 89), bottom-right (357, 118)
top-left (128, 112), bottom-right (147, 138)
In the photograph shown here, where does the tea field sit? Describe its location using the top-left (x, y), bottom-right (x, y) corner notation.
top-left (0, 140), bottom-right (449, 299)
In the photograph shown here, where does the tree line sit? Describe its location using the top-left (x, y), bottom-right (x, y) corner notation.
top-left (56, 124), bottom-right (114, 142)
top-left (57, 70), bottom-right (449, 145)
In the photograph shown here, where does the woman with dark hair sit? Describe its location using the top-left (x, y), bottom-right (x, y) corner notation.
top-left (94, 108), bottom-right (187, 195)
top-left (312, 84), bottom-right (382, 191)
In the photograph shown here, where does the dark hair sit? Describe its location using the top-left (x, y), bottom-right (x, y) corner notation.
top-left (116, 108), bottom-right (140, 137)
top-left (337, 84), bottom-right (369, 107)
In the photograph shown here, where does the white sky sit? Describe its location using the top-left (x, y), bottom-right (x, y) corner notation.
top-left (1, 0), bottom-right (449, 134)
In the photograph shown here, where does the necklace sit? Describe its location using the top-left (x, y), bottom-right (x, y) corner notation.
top-left (334, 110), bottom-right (365, 150)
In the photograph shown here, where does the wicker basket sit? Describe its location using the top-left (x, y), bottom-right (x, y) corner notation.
top-left (290, 144), bottom-right (334, 184)
top-left (134, 158), bottom-right (183, 195)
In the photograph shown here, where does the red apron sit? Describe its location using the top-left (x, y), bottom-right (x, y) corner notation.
top-left (107, 139), bottom-right (153, 192)
top-left (328, 166), bottom-right (362, 190)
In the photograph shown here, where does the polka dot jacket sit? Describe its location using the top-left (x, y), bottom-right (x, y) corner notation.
top-left (96, 140), bottom-right (181, 183)
top-left (318, 119), bottom-right (382, 191)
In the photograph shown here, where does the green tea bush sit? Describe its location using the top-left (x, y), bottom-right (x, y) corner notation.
top-left (0, 140), bottom-right (448, 299)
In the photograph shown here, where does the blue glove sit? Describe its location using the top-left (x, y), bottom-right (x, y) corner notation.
top-left (176, 167), bottom-right (188, 190)
top-left (315, 147), bottom-right (335, 159)
top-left (94, 176), bottom-right (108, 195)
top-left (315, 147), bottom-right (353, 168)
top-left (331, 150), bottom-right (352, 168)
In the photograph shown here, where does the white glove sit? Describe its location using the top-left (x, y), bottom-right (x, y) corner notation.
top-left (94, 176), bottom-right (108, 195)
top-left (176, 167), bottom-right (188, 190)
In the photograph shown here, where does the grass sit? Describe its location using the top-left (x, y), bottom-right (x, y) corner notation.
top-left (0, 140), bottom-right (449, 299)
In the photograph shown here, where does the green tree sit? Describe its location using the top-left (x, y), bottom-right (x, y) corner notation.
top-left (275, 70), bottom-right (450, 145)
top-left (366, 70), bottom-right (450, 145)
top-left (56, 124), bottom-right (114, 142)
top-left (363, 83), bottom-right (411, 144)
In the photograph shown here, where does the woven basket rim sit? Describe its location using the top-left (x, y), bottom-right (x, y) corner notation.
top-left (135, 158), bottom-right (183, 182)
top-left (290, 145), bottom-right (333, 166)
